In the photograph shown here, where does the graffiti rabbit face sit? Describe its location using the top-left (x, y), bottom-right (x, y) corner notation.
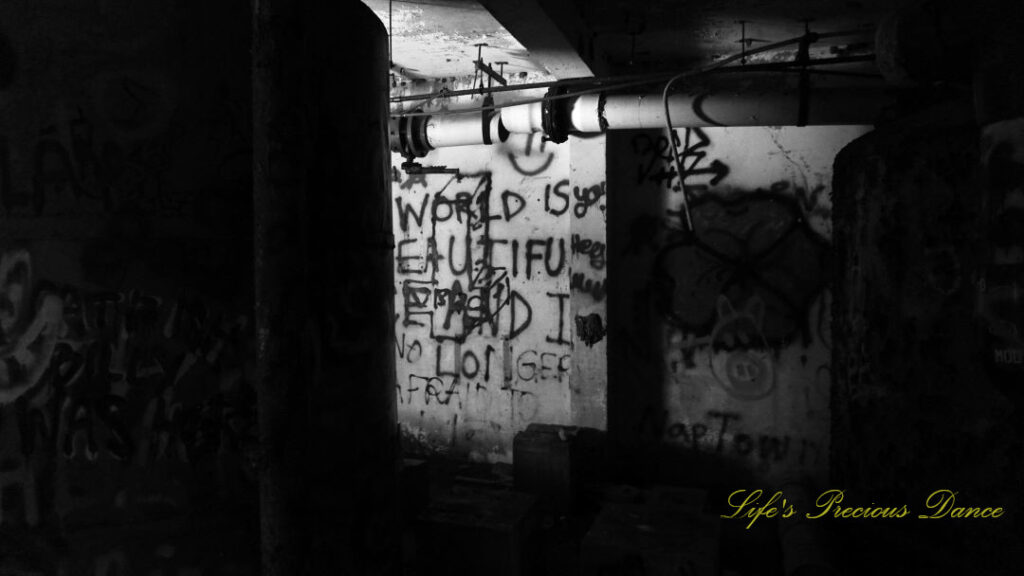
top-left (709, 295), bottom-right (776, 400)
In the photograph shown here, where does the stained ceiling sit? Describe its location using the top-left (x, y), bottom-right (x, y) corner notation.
top-left (364, 0), bottom-right (897, 84)
top-left (362, 0), bottom-right (552, 81)
top-left (576, 0), bottom-right (886, 70)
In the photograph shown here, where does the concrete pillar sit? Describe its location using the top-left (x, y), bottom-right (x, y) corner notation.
top-left (831, 92), bottom-right (983, 497)
top-left (972, 1), bottom-right (1024, 534)
top-left (831, 3), bottom-right (1024, 561)
top-left (253, 1), bottom-right (399, 574)
top-left (974, 0), bottom-right (1024, 384)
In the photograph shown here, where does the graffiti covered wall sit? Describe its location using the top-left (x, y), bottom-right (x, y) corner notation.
top-left (0, 242), bottom-right (257, 573)
top-left (392, 133), bottom-right (591, 461)
top-left (393, 124), bottom-right (866, 480)
top-left (608, 125), bottom-right (869, 484)
top-left (0, 0), bottom-right (257, 573)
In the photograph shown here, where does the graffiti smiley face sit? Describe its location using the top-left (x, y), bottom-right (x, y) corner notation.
top-left (0, 249), bottom-right (65, 405)
top-left (507, 133), bottom-right (555, 177)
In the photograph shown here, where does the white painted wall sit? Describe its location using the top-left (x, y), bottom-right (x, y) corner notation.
top-left (392, 124), bottom-right (868, 483)
top-left (391, 133), bottom-right (573, 462)
top-left (609, 125), bottom-right (869, 484)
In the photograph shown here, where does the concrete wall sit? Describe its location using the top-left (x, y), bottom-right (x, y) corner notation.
top-left (832, 114), bottom-right (1023, 498)
top-left (0, 1), bottom-right (257, 573)
top-left (392, 124), bottom-right (867, 484)
top-left (392, 130), bottom-right (612, 462)
top-left (392, 133), bottom-right (579, 461)
top-left (829, 105), bottom-right (1024, 574)
top-left (608, 125), bottom-right (868, 485)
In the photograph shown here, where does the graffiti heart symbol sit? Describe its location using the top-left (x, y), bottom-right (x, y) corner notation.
top-left (654, 193), bottom-right (830, 346)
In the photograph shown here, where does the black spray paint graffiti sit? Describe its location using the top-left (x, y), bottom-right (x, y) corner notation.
top-left (508, 133), bottom-right (555, 176)
top-left (544, 178), bottom-right (608, 221)
top-left (0, 250), bottom-right (256, 527)
top-left (571, 234), bottom-right (606, 270)
top-left (29, 109), bottom-right (181, 215)
top-left (545, 292), bottom-right (571, 346)
top-left (396, 173), bottom-right (515, 339)
top-left (646, 193), bottom-right (831, 401)
top-left (393, 165), bottom-right (428, 190)
top-left (5, 74), bottom-right (249, 218)
top-left (573, 182), bottom-right (606, 218)
top-left (632, 128), bottom-right (730, 195)
top-left (391, 157), bottom-right (579, 444)
top-left (571, 233), bottom-right (608, 300)
top-left (575, 313), bottom-right (606, 347)
top-left (653, 192), bottom-right (831, 348)
top-left (545, 180), bottom-right (571, 216)
top-left (638, 408), bottom-right (822, 466)
top-left (394, 172), bottom-right (576, 346)
top-left (626, 126), bottom-right (834, 403)
top-left (397, 342), bottom-right (568, 422)
top-left (618, 129), bottom-right (835, 463)
top-left (571, 273), bottom-right (607, 302)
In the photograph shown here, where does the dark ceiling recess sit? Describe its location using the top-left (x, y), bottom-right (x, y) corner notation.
top-left (568, 0), bottom-right (887, 73)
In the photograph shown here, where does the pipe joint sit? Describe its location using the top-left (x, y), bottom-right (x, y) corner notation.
top-left (541, 86), bottom-right (573, 143)
top-left (389, 114), bottom-right (431, 158)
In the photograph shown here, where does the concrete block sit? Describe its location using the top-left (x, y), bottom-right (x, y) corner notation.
top-left (416, 484), bottom-right (539, 576)
top-left (514, 424), bottom-right (605, 514)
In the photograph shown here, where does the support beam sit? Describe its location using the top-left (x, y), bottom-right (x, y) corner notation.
top-left (253, 1), bottom-right (400, 574)
top-left (975, 0), bottom-right (1024, 396)
top-left (478, 0), bottom-right (609, 78)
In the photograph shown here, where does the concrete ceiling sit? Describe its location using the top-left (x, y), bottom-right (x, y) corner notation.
top-left (362, 0), bottom-right (554, 81)
top-left (365, 0), bottom-right (893, 83)
top-left (576, 0), bottom-right (887, 70)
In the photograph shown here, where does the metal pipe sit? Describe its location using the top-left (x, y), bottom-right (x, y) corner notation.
top-left (501, 101), bottom-right (544, 133)
top-left (511, 85), bottom-right (888, 133)
top-left (598, 85), bottom-right (884, 129)
top-left (388, 55), bottom-right (876, 104)
top-left (570, 94), bottom-right (604, 132)
top-left (425, 113), bottom-right (509, 148)
top-left (394, 79), bottom-right (889, 156)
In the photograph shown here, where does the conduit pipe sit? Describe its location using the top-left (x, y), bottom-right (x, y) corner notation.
top-left (581, 85), bottom-right (884, 130)
top-left (391, 79), bottom-right (890, 157)
top-left (499, 85), bottom-right (885, 133)
top-left (425, 113), bottom-right (509, 148)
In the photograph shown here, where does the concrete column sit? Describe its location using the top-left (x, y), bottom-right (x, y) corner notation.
top-left (253, 1), bottom-right (399, 574)
top-left (972, 2), bottom-right (1024, 532)
top-left (974, 0), bottom-right (1024, 383)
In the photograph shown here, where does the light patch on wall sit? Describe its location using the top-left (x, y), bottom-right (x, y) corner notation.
top-left (612, 124), bottom-right (869, 484)
top-left (391, 134), bottom-right (573, 462)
